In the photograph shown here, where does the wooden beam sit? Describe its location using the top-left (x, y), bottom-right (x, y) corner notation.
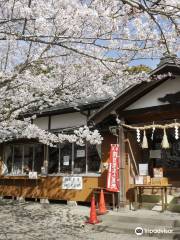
top-left (91, 77), bottom-right (171, 125)
top-left (120, 103), bottom-right (180, 124)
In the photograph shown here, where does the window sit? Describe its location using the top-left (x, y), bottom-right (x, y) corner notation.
top-left (88, 144), bottom-right (101, 172)
top-left (3, 142), bottom-right (101, 176)
top-left (60, 142), bottom-right (72, 173)
top-left (13, 145), bottom-right (23, 174)
top-left (48, 142), bottom-right (101, 175)
top-left (23, 145), bottom-right (33, 173)
top-left (48, 145), bottom-right (59, 174)
top-left (4, 145), bottom-right (12, 174)
top-left (74, 144), bottom-right (86, 173)
top-left (4, 144), bottom-right (44, 175)
top-left (34, 145), bottom-right (44, 173)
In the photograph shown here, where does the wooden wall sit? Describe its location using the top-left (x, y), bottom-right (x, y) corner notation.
top-left (0, 176), bottom-right (104, 202)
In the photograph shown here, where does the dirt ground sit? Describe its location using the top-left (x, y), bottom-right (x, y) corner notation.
top-left (0, 199), bottom-right (166, 240)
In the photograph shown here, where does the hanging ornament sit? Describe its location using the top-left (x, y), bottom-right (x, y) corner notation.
top-left (161, 129), bottom-right (170, 149)
top-left (136, 128), bottom-right (141, 142)
top-left (142, 130), bottom-right (148, 149)
top-left (175, 125), bottom-right (179, 140)
top-left (151, 124), bottom-right (155, 141)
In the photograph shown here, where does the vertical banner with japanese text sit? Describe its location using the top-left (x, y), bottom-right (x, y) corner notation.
top-left (106, 144), bottom-right (120, 192)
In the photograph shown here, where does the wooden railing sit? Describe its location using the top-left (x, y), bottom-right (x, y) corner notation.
top-left (124, 138), bottom-right (139, 177)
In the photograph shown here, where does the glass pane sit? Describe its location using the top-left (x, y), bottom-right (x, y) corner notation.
top-left (4, 145), bottom-right (12, 174)
top-left (60, 142), bottom-right (72, 173)
top-left (74, 144), bottom-right (86, 173)
top-left (23, 145), bottom-right (33, 174)
top-left (88, 144), bottom-right (101, 172)
top-left (34, 144), bottom-right (44, 173)
top-left (13, 145), bottom-right (23, 175)
top-left (48, 145), bottom-right (59, 174)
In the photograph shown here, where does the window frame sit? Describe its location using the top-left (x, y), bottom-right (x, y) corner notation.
top-left (4, 143), bottom-right (45, 175)
top-left (48, 142), bottom-right (101, 175)
top-left (3, 142), bottom-right (102, 176)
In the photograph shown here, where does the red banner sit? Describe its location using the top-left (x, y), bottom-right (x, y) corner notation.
top-left (106, 144), bottom-right (120, 192)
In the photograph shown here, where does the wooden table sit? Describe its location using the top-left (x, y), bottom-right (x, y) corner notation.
top-left (133, 184), bottom-right (172, 212)
top-left (92, 187), bottom-right (117, 210)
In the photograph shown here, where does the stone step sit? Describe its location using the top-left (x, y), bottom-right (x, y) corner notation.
top-left (93, 216), bottom-right (180, 239)
top-left (100, 214), bottom-right (180, 227)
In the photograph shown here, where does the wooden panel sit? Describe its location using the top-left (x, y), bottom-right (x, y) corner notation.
top-left (33, 117), bottom-right (49, 130)
top-left (0, 176), bottom-right (105, 202)
top-left (51, 112), bottom-right (87, 130)
top-left (121, 103), bottom-right (180, 124)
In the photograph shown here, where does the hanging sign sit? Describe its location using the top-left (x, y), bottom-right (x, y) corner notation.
top-left (106, 144), bottom-right (120, 192)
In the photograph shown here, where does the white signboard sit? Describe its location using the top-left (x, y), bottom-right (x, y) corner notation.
top-left (63, 156), bottom-right (70, 166)
top-left (62, 176), bottom-right (83, 190)
top-left (76, 150), bottom-right (85, 158)
top-left (29, 171), bottom-right (38, 179)
top-left (139, 164), bottom-right (148, 176)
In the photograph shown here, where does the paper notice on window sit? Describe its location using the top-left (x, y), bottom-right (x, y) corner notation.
top-left (76, 150), bottom-right (85, 158)
top-left (63, 156), bottom-right (70, 166)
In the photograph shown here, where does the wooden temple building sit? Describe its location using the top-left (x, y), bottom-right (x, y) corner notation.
top-left (0, 56), bottom-right (180, 210)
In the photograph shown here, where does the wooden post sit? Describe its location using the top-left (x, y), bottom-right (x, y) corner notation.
top-left (119, 122), bottom-right (126, 207)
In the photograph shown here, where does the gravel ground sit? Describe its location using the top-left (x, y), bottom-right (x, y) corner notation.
top-left (0, 199), bottom-right (170, 240)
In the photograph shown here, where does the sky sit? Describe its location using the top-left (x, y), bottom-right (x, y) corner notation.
top-left (105, 48), bottom-right (160, 70)
top-left (129, 58), bottom-right (160, 69)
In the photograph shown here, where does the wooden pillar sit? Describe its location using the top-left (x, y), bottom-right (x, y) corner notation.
top-left (119, 123), bottom-right (126, 207)
top-left (44, 145), bottom-right (49, 174)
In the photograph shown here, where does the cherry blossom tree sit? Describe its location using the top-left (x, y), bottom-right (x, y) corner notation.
top-left (0, 0), bottom-right (179, 144)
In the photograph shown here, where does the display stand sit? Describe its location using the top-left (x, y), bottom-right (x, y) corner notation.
top-left (132, 184), bottom-right (172, 212)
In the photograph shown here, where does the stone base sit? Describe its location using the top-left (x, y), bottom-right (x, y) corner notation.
top-left (40, 198), bottom-right (49, 204)
top-left (67, 201), bottom-right (77, 207)
top-left (17, 196), bottom-right (25, 202)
